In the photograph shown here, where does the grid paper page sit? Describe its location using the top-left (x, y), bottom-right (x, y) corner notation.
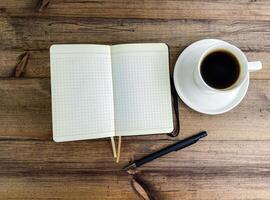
top-left (111, 43), bottom-right (173, 136)
top-left (50, 45), bottom-right (115, 142)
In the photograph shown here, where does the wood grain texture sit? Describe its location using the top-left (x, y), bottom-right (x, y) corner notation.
top-left (0, 79), bottom-right (52, 140)
top-left (1, 0), bottom-right (270, 21)
top-left (1, 16), bottom-right (270, 79)
top-left (1, 16), bottom-right (270, 51)
top-left (1, 139), bottom-right (270, 199)
top-left (0, 0), bottom-right (270, 199)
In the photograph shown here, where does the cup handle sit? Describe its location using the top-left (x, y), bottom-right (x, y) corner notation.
top-left (248, 61), bottom-right (262, 72)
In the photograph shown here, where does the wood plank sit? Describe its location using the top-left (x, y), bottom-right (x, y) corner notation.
top-left (1, 140), bottom-right (270, 171)
top-left (2, 16), bottom-right (270, 51)
top-left (1, 0), bottom-right (270, 21)
top-left (0, 140), bottom-right (270, 199)
top-left (0, 16), bottom-right (270, 79)
top-left (0, 50), bottom-right (50, 78)
top-left (0, 78), bottom-right (269, 141)
top-left (1, 172), bottom-right (270, 200)
top-left (0, 50), bottom-right (19, 77)
top-left (0, 78), bottom-right (52, 140)
top-left (0, 175), bottom-right (137, 200)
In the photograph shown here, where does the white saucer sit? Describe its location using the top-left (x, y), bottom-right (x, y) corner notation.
top-left (173, 39), bottom-right (249, 115)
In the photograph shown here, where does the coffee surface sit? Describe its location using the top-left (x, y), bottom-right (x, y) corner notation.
top-left (200, 51), bottom-right (240, 89)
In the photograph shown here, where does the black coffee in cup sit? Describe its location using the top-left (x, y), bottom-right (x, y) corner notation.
top-left (200, 50), bottom-right (240, 89)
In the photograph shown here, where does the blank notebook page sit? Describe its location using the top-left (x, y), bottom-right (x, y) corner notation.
top-left (111, 44), bottom-right (173, 136)
top-left (50, 45), bottom-right (115, 142)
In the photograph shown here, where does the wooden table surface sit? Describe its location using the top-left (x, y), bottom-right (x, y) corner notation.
top-left (1, 0), bottom-right (270, 199)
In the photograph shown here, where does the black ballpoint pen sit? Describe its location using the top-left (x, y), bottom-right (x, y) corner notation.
top-left (123, 131), bottom-right (207, 170)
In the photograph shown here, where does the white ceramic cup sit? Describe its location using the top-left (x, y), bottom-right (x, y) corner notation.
top-left (192, 40), bottom-right (262, 93)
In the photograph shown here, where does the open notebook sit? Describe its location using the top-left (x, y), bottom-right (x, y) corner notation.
top-left (50, 43), bottom-right (173, 142)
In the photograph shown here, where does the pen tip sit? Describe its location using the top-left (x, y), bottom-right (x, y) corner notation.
top-left (123, 163), bottom-right (136, 171)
